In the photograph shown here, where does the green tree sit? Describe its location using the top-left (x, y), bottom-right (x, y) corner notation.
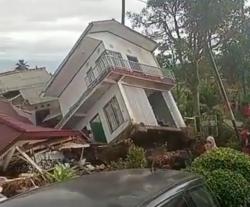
top-left (15, 59), bottom-right (30, 70)
top-left (128, 0), bottom-right (245, 117)
top-left (220, 17), bottom-right (250, 97)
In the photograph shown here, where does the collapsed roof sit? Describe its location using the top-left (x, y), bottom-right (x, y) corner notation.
top-left (0, 100), bottom-right (88, 156)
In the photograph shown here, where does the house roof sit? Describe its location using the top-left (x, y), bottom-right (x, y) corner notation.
top-left (0, 68), bottom-right (50, 94)
top-left (88, 19), bottom-right (157, 52)
top-left (0, 100), bottom-right (87, 155)
top-left (0, 99), bottom-right (31, 123)
top-left (43, 19), bottom-right (158, 97)
top-left (19, 86), bottom-right (56, 105)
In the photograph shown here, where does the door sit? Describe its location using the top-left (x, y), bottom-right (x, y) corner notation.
top-left (127, 55), bottom-right (141, 71)
top-left (90, 114), bottom-right (107, 143)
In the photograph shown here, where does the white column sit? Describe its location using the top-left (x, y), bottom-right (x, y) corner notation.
top-left (162, 91), bottom-right (186, 128)
top-left (118, 81), bottom-right (135, 123)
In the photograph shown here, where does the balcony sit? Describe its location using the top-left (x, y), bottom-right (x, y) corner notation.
top-left (85, 54), bottom-right (175, 89)
top-left (58, 54), bottom-right (175, 128)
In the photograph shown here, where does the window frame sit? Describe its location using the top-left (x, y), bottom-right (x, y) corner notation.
top-left (104, 96), bottom-right (124, 133)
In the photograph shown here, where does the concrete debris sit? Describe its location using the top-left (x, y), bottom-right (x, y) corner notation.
top-left (85, 164), bottom-right (95, 171)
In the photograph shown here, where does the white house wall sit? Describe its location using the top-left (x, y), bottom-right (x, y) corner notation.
top-left (59, 43), bottom-right (106, 116)
top-left (88, 32), bottom-right (158, 67)
top-left (74, 84), bottom-right (131, 143)
top-left (122, 84), bottom-right (158, 126)
top-left (45, 37), bottom-right (102, 97)
top-left (162, 91), bottom-right (186, 128)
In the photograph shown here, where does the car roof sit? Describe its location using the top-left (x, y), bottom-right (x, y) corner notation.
top-left (1, 169), bottom-right (199, 207)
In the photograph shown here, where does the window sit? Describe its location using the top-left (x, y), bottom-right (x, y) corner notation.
top-left (127, 55), bottom-right (141, 71)
top-left (160, 195), bottom-right (188, 207)
top-left (104, 97), bottom-right (124, 132)
top-left (90, 114), bottom-right (107, 143)
top-left (86, 68), bottom-right (95, 84)
top-left (188, 186), bottom-right (217, 207)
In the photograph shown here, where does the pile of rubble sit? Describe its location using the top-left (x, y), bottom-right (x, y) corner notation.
top-left (0, 136), bottom-right (193, 200)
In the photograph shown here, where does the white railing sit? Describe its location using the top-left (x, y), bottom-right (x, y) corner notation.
top-left (85, 55), bottom-right (175, 87)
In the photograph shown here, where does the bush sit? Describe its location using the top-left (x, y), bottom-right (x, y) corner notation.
top-left (51, 163), bottom-right (76, 182)
top-left (206, 170), bottom-right (250, 207)
top-left (191, 148), bottom-right (250, 182)
top-left (110, 145), bottom-right (147, 169)
top-left (126, 145), bottom-right (147, 168)
top-left (191, 148), bottom-right (250, 207)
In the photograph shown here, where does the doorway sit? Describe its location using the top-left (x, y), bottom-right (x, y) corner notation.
top-left (90, 114), bottom-right (107, 143)
top-left (146, 90), bottom-right (176, 127)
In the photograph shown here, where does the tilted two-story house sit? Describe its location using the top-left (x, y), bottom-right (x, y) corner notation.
top-left (43, 19), bottom-right (186, 144)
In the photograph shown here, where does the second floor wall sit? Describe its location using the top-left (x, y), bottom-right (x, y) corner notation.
top-left (88, 32), bottom-right (159, 68)
top-left (58, 32), bottom-right (163, 117)
top-left (59, 43), bottom-right (106, 116)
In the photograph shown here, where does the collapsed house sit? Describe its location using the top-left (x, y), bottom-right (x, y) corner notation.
top-left (43, 19), bottom-right (187, 147)
top-left (0, 68), bottom-right (61, 126)
top-left (0, 99), bottom-right (88, 174)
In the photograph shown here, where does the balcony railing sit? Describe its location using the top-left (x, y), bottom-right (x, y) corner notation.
top-left (59, 55), bottom-right (175, 127)
top-left (84, 55), bottom-right (175, 88)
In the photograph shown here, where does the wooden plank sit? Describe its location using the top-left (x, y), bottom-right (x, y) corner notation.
top-left (15, 147), bottom-right (43, 174)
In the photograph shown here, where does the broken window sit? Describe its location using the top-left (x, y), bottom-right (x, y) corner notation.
top-left (127, 55), bottom-right (141, 71)
top-left (104, 97), bottom-right (124, 133)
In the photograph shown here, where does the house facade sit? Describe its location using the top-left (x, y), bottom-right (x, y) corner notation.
top-left (44, 20), bottom-right (186, 143)
top-left (0, 68), bottom-right (60, 126)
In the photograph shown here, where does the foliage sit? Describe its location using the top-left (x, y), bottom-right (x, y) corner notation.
top-left (206, 170), bottom-right (250, 207)
top-left (15, 59), bottom-right (30, 70)
top-left (128, 0), bottom-right (245, 116)
top-left (110, 158), bottom-right (128, 170)
top-left (110, 145), bottom-right (147, 169)
top-left (191, 148), bottom-right (250, 206)
top-left (51, 163), bottom-right (76, 182)
top-left (191, 148), bottom-right (250, 182)
top-left (126, 145), bottom-right (147, 168)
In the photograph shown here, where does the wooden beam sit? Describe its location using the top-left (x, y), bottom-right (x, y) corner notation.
top-left (16, 147), bottom-right (43, 174)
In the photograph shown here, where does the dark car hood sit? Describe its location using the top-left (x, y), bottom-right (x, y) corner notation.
top-left (1, 169), bottom-right (197, 207)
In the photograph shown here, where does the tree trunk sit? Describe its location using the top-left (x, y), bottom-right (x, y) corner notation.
top-left (193, 61), bottom-right (201, 117)
top-left (242, 69), bottom-right (246, 96)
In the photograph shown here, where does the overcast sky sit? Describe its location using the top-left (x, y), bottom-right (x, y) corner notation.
top-left (0, 0), bottom-right (145, 72)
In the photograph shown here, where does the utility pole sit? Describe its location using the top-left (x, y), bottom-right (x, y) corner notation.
top-left (122, 0), bottom-right (125, 25)
top-left (207, 43), bottom-right (241, 142)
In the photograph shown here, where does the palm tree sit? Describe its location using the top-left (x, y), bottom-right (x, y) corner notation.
top-left (15, 60), bottom-right (30, 70)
